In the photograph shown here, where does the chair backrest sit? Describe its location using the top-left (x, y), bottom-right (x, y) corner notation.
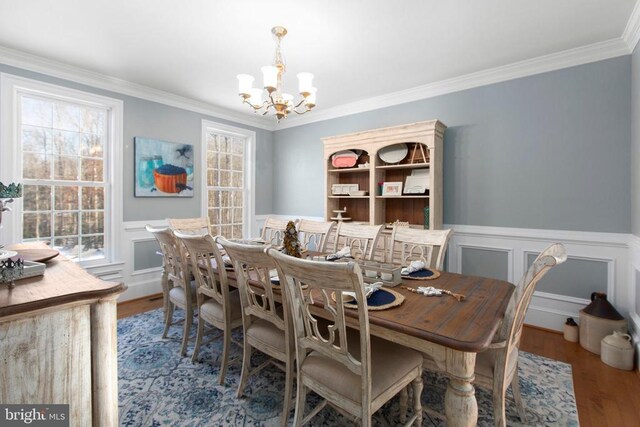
top-left (388, 227), bottom-right (453, 270)
top-left (261, 217), bottom-right (297, 246)
top-left (146, 225), bottom-right (189, 288)
top-left (267, 248), bottom-right (371, 400)
top-left (174, 232), bottom-right (230, 308)
top-left (217, 238), bottom-right (286, 333)
top-left (167, 217), bottom-right (211, 235)
top-left (297, 219), bottom-right (335, 252)
top-left (332, 222), bottom-right (384, 260)
top-left (499, 243), bottom-right (567, 349)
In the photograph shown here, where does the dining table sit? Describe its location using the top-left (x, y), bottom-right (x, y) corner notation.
top-left (217, 247), bottom-right (515, 427)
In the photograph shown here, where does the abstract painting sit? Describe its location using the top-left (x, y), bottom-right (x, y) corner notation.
top-left (134, 137), bottom-right (194, 197)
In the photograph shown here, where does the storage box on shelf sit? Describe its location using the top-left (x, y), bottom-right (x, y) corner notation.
top-left (322, 120), bottom-right (445, 230)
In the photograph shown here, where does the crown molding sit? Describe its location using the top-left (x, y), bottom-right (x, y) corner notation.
top-left (276, 37), bottom-right (631, 130)
top-left (0, 45), bottom-right (273, 131)
top-left (623, 0), bottom-right (640, 52)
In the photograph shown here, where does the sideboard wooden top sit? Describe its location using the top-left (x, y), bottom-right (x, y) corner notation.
top-left (0, 245), bottom-right (125, 318)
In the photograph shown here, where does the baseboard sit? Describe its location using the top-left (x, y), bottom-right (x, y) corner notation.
top-left (118, 277), bottom-right (162, 302)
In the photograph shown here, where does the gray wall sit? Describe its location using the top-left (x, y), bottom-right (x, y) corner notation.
top-left (632, 44), bottom-right (640, 237)
top-left (0, 63), bottom-right (274, 220)
top-left (460, 248), bottom-right (509, 281)
top-left (273, 57), bottom-right (631, 233)
top-left (134, 239), bottom-right (163, 271)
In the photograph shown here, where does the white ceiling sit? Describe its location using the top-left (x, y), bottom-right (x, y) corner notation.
top-left (0, 0), bottom-right (637, 126)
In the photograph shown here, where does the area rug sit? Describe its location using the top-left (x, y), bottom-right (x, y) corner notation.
top-left (118, 309), bottom-right (579, 426)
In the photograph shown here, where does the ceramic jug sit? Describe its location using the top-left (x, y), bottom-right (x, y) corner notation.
top-left (601, 331), bottom-right (634, 370)
top-left (579, 292), bottom-right (627, 354)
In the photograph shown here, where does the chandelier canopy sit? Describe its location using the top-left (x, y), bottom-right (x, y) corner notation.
top-left (237, 26), bottom-right (316, 122)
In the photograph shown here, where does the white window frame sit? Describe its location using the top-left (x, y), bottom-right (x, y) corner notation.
top-left (0, 73), bottom-right (123, 266)
top-left (201, 119), bottom-right (256, 238)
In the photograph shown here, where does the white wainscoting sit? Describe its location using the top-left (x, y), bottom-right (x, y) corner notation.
top-left (446, 224), bottom-right (631, 333)
top-left (628, 234), bottom-right (640, 370)
top-left (114, 220), bottom-right (168, 302)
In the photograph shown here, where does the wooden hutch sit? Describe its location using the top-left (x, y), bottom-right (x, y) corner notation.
top-left (322, 120), bottom-right (446, 230)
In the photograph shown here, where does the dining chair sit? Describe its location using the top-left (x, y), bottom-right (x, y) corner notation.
top-left (268, 248), bottom-right (424, 427)
top-left (173, 232), bottom-right (243, 383)
top-left (146, 225), bottom-right (196, 356)
top-left (388, 226), bottom-right (453, 270)
top-left (217, 238), bottom-right (295, 427)
top-left (168, 216), bottom-right (212, 235)
top-left (424, 243), bottom-right (567, 427)
top-left (261, 217), bottom-right (297, 246)
top-left (297, 219), bottom-right (335, 252)
top-left (331, 222), bottom-right (384, 260)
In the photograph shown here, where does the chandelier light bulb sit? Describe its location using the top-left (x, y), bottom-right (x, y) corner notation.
top-left (261, 66), bottom-right (279, 91)
top-left (237, 74), bottom-right (254, 97)
top-left (248, 88), bottom-right (263, 108)
top-left (282, 93), bottom-right (293, 106)
top-left (297, 72), bottom-right (314, 96)
top-left (305, 87), bottom-right (317, 107)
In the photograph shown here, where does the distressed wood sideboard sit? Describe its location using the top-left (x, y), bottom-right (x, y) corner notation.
top-left (0, 247), bottom-right (126, 427)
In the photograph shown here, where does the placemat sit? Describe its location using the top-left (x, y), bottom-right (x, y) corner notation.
top-left (402, 268), bottom-right (441, 281)
top-left (332, 288), bottom-right (405, 310)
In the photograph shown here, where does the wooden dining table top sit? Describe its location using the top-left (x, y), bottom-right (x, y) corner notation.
top-left (209, 249), bottom-right (515, 354)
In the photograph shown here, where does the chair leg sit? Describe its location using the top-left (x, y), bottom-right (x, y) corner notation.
top-left (399, 386), bottom-right (408, 423)
top-left (293, 382), bottom-right (307, 427)
top-left (191, 315), bottom-right (205, 363)
top-left (162, 302), bottom-right (174, 339)
top-left (511, 369), bottom-right (527, 422)
top-left (280, 358), bottom-right (294, 427)
top-left (180, 306), bottom-right (192, 357)
top-left (236, 343), bottom-right (253, 398)
top-left (218, 327), bottom-right (232, 385)
top-left (161, 273), bottom-right (169, 326)
top-left (412, 375), bottom-right (423, 427)
top-left (492, 382), bottom-right (507, 427)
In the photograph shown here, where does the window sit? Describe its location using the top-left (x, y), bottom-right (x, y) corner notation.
top-left (202, 121), bottom-right (255, 239)
top-left (1, 74), bottom-right (123, 264)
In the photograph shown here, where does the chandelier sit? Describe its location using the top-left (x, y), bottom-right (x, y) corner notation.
top-left (237, 26), bottom-right (316, 122)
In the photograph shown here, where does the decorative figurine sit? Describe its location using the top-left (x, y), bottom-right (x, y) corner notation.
top-left (281, 220), bottom-right (302, 258)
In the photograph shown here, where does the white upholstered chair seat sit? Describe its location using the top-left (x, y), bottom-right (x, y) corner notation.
top-left (245, 317), bottom-right (287, 354)
top-left (168, 281), bottom-right (197, 305)
top-left (301, 333), bottom-right (423, 406)
top-left (199, 290), bottom-right (242, 323)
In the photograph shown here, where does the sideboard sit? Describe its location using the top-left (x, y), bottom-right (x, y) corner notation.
top-left (0, 246), bottom-right (126, 426)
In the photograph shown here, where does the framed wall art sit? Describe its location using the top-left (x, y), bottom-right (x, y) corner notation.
top-left (382, 181), bottom-right (403, 196)
top-left (134, 137), bottom-right (194, 197)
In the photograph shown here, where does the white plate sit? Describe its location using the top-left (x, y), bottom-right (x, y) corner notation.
top-left (378, 144), bottom-right (408, 164)
top-left (0, 250), bottom-right (17, 261)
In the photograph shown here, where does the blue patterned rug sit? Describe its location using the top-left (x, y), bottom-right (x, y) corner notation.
top-left (118, 309), bottom-right (579, 426)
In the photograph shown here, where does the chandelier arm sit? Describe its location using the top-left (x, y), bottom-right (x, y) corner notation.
top-left (292, 107), bottom-right (311, 115)
top-left (293, 98), bottom-right (307, 109)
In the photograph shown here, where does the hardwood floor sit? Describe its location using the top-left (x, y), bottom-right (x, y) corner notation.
top-left (118, 295), bottom-right (640, 426)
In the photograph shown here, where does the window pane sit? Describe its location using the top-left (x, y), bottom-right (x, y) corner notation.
top-left (208, 208), bottom-right (220, 225)
top-left (23, 212), bottom-right (51, 239)
top-left (231, 155), bottom-right (243, 171)
top-left (220, 208), bottom-right (231, 224)
top-left (54, 156), bottom-right (78, 180)
top-left (81, 158), bottom-right (103, 182)
top-left (208, 190), bottom-right (219, 207)
top-left (80, 235), bottom-right (104, 259)
top-left (233, 207), bottom-right (243, 223)
top-left (53, 103), bottom-right (81, 131)
top-left (22, 126), bottom-right (52, 153)
top-left (23, 153), bottom-right (51, 179)
top-left (221, 225), bottom-right (232, 237)
top-left (54, 236), bottom-right (79, 259)
top-left (207, 151), bottom-right (217, 169)
top-left (23, 185), bottom-right (51, 211)
top-left (54, 212), bottom-right (79, 236)
top-left (232, 225), bottom-right (242, 238)
top-left (219, 171), bottom-right (230, 187)
top-left (82, 211), bottom-right (104, 235)
top-left (81, 134), bottom-right (103, 157)
top-left (81, 109), bottom-right (105, 135)
top-left (219, 137), bottom-right (229, 153)
top-left (231, 139), bottom-right (243, 155)
top-left (232, 171), bottom-right (243, 188)
top-left (82, 187), bottom-right (104, 210)
top-left (22, 97), bottom-right (52, 127)
top-left (55, 186), bottom-right (79, 211)
top-left (53, 130), bottom-right (80, 155)
top-left (219, 153), bottom-right (230, 169)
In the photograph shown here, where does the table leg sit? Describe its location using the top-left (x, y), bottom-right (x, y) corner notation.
top-left (445, 348), bottom-right (477, 427)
